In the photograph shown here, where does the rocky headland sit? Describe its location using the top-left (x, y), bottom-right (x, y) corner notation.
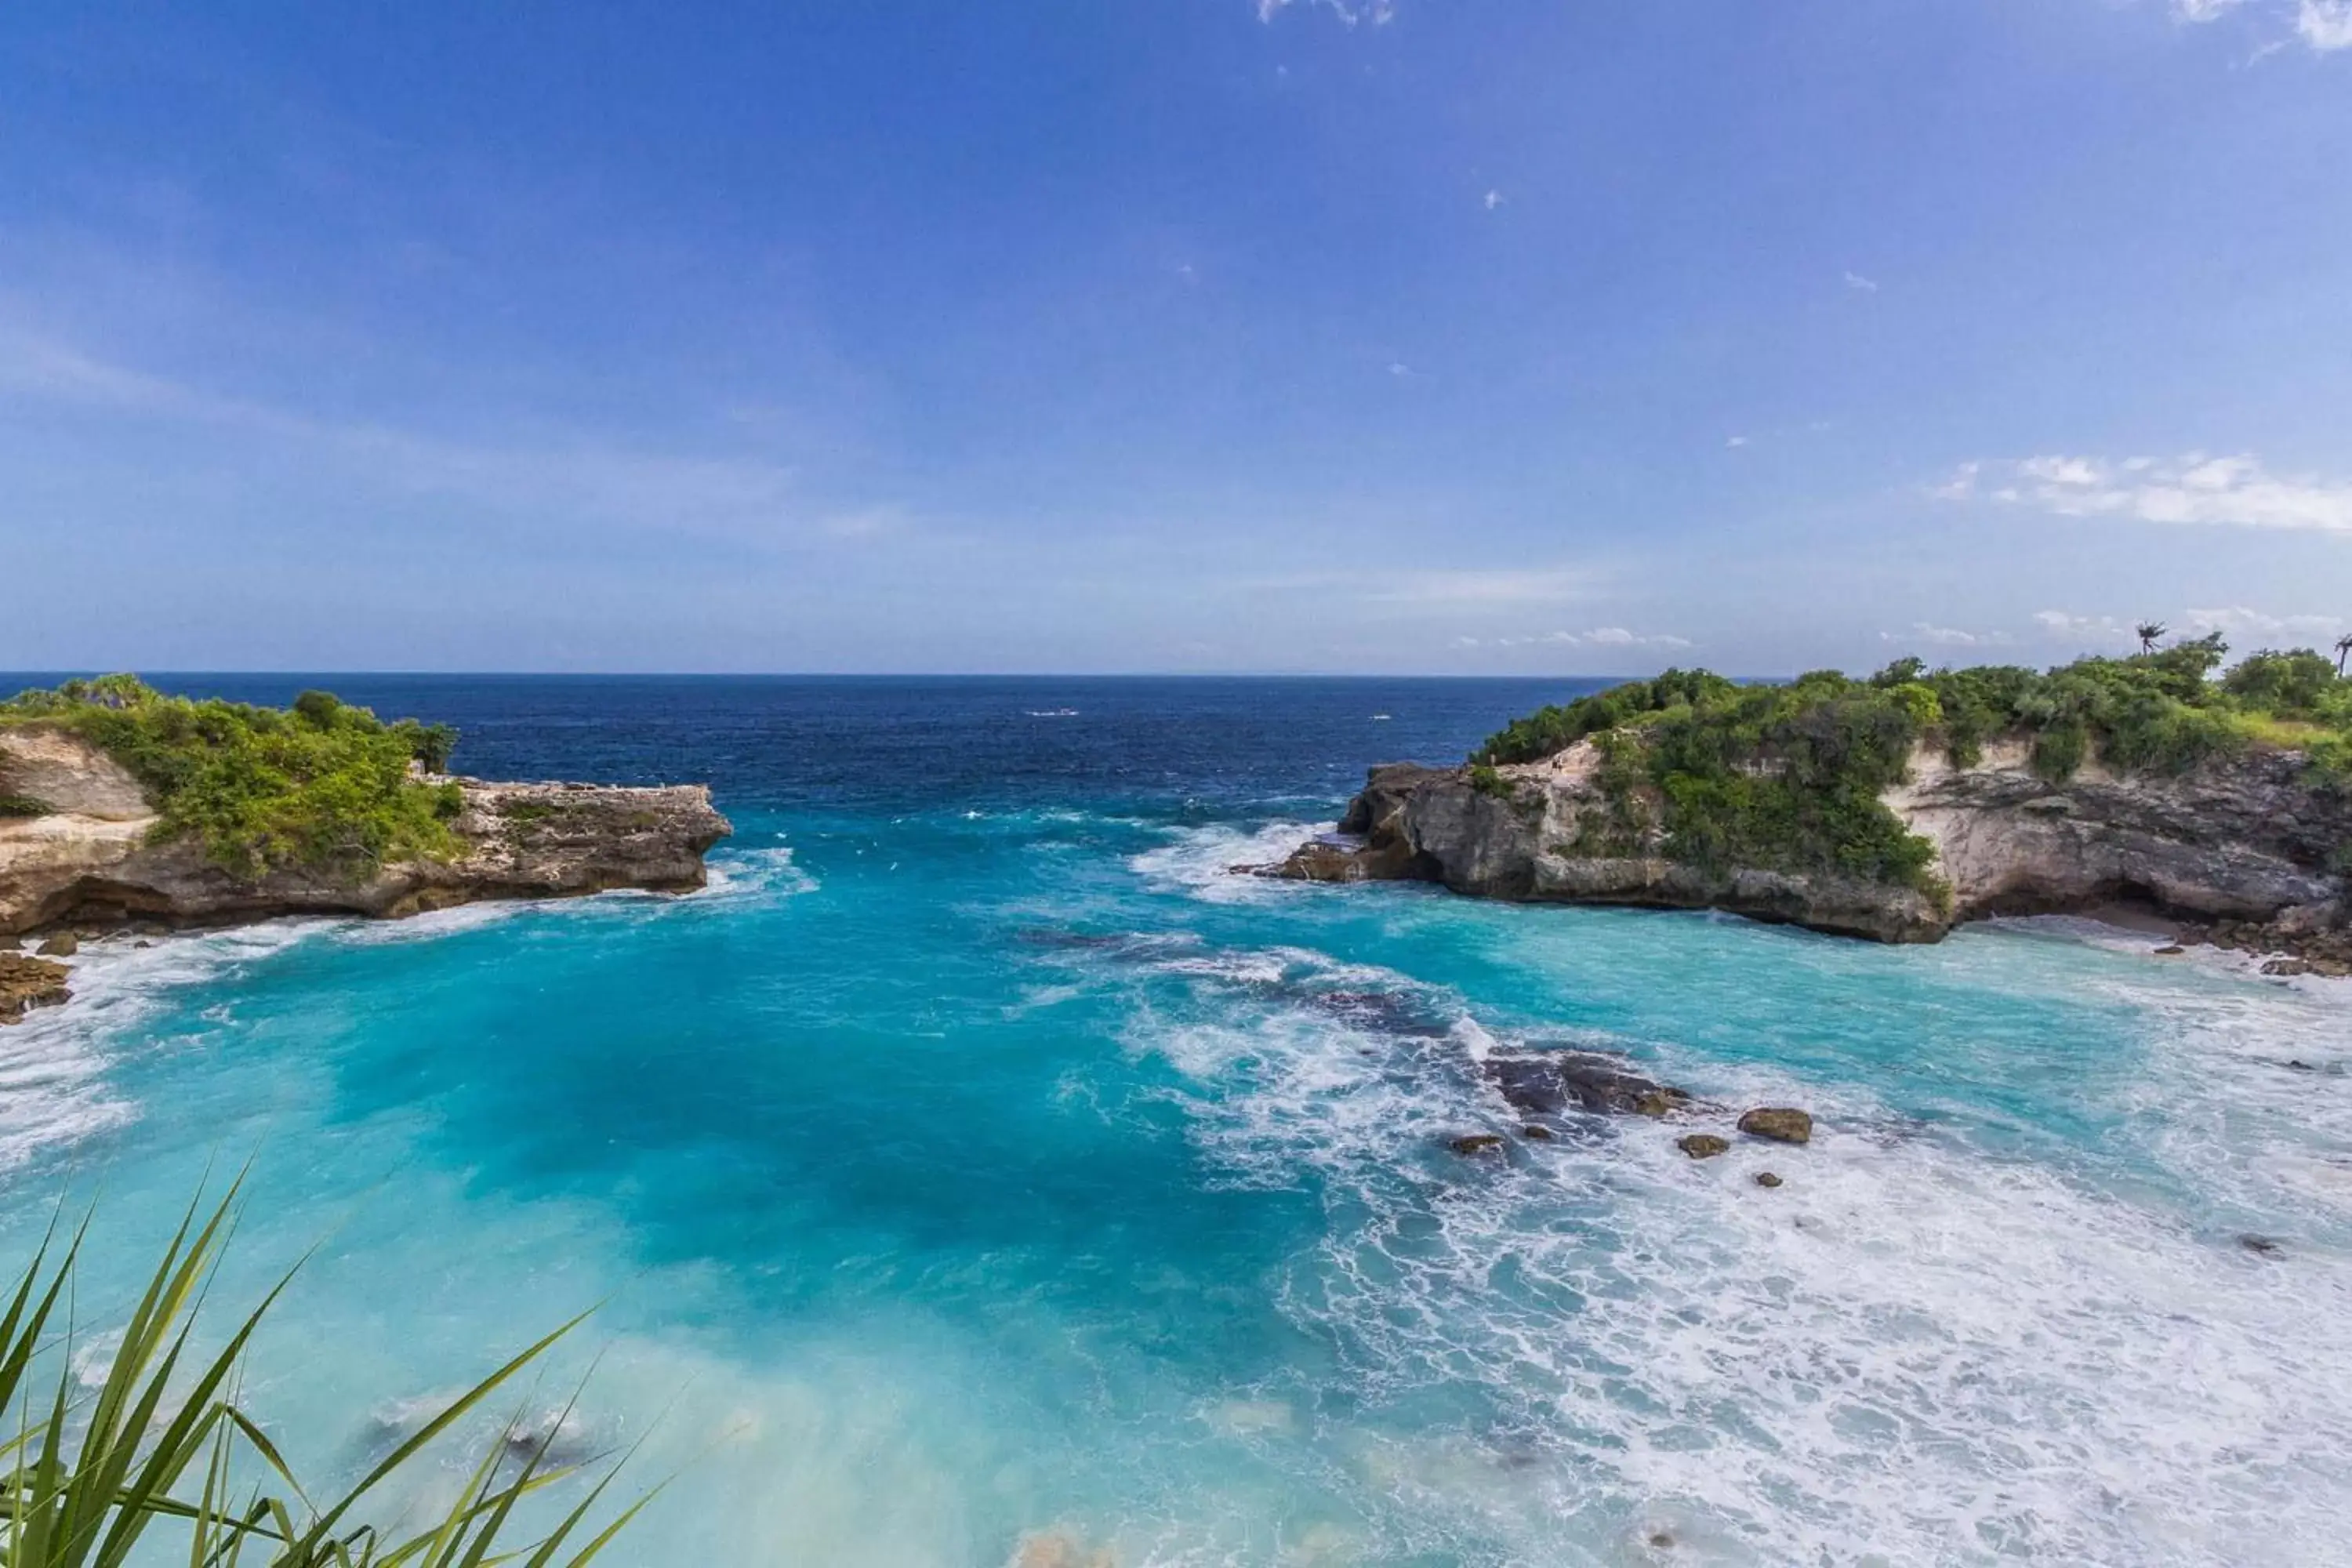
top-left (1275, 741), bottom-right (2352, 947)
top-left (1270, 655), bottom-right (2352, 963)
top-left (1, 721), bottom-right (730, 1015)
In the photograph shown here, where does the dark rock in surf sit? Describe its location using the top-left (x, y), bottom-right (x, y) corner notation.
top-left (1737, 1107), bottom-right (1813, 1145)
top-left (1519, 1124), bottom-right (1554, 1141)
top-left (1449, 1134), bottom-right (1507, 1156)
top-left (34, 932), bottom-right (78, 957)
top-left (1485, 1051), bottom-right (1691, 1120)
top-left (2240, 1234), bottom-right (2285, 1258)
top-left (1677, 1134), bottom-right (1730, 1160)
top-left (1755, 1171), bottom-right (1784, 1188)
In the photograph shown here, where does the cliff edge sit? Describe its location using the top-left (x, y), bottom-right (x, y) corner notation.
top-left (0, 724), bottom-right (731, 938)
top-left (1274, 740), bottom-right (2351, 945)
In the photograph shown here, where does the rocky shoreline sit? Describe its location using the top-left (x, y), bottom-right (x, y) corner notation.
top-left (1266, 739), bottom-right (2352, 951)
top-left (0, 724), bottom-right (731, 1020)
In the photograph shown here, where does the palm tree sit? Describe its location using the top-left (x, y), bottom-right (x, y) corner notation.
top-left (2136, 621), bottom-right (2167, 655)
top-left (2335, 632), bottom-right (2352, 677)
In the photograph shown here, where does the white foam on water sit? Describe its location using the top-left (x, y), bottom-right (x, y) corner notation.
top-left (1128, 822), bottom-right (1327, 906)
top-left (1119, 931), bottom-right (2352, 1566)
top-left (695, 844), bottom-right (819, 903)
top-left (0, 923), bottom-right (325, 1170)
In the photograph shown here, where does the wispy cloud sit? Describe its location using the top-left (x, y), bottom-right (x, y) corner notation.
top-left (1457, 626), bottom-right (1692, 650)
top-left (1842, 270), bottom-right (1879, 292)
top-left (1883, 622), bottom-right (2009, 648)
top-left (1933, 452), bottom-right (2352, 532)
top-left (1243, 567), bottom-right (1599, 608)
top-left (2182, 604), bottom-right (2343, 641)
top-left (1256, 0), bottom-right (1396, 24)
top-left (0, 319), bottom-right (898, 546)
top-left (2172, 0), bottom-right (2352, 50)
top-left (1483, 189), bottom-right (1504, 211)
top-left (2034, 610), bottom-right (2132, 641)
top-left (2032, 607), bottom-right (2343, 650)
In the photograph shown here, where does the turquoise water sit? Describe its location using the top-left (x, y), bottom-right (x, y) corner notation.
top-left (4, 677), bottom-right (2350, 1566)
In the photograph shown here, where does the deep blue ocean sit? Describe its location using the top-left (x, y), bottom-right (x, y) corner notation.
top-left (3, 676), bottom-right (2349, 1567)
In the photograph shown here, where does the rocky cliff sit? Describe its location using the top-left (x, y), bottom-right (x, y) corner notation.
top-left (0, 725), bottom-right (731, 940)
top-left (1273, 738), bottom-right (2352, 944)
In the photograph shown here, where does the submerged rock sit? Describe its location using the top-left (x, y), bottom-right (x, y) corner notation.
top-left (1449, 1134), bottom-right (1508, 1156)
top-left (1519, 1124), bottom-right (1554, 1141)
top-left (1677, 1134), bottom-right (1730, 1160)
top-left (2240, 1235), bottom-right (2285, 1258)
top-left (0, 953), bottom-right (71, 1023)
top-left (2153, 944), bottom-right (2186, 956)
top-left (1755, 1171), bottom-right (1784, 1188)
top-left (1011, 1532), bottom-right (1116, 1568)
top-left (1737, 1107), bottom-right (1813, 1145)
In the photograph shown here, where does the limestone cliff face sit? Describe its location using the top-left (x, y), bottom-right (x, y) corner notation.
top-left (1275, 739), bottom-right (2352, 943)
top-left (0, 727), bottom-right (731, 937)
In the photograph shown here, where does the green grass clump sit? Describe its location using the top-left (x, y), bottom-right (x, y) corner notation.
top-left (0, 677), bottom-right (464, 880)
top-left (0, 1180), bottom-right (652, 1568)
top-left (1472, 636), bottom-right (2352, 898)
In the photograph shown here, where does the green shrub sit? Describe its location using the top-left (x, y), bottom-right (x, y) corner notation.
top-left (1472, 636), bottom-right (2352, 896)
top-left (0, 793), bottom-right (51, 818)
top-left (0, 1181), bottom-right (648, 1567)
top-left (0, 677), bottom-right (466, 880)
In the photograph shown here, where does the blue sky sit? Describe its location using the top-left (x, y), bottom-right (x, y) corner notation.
top-left (3, 1), bottom-right (2349, 674)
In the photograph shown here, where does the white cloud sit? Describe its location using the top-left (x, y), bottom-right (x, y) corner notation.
top-left (2175, 0), bottom-right (2247, 19)
top-left (2299, 0), bottom-right (2352, 47)
top-left (1483, 189), bottom-right (1504, 211)
top-left (1726, 434), bottom-right (1750, 448)
top-left (1843, 270), bottom-right (1879, 292)
top-left (1933, 452), bottom-right (2352, 532)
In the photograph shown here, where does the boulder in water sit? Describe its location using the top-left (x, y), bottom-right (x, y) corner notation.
top-left (34, 932), bottom-right (78, 957)
top-left (0, 954), bottom-right (71, 1023)
top-left (1519, 1124), bottom-right (1554, 1142)
top-left (1755, 1171), bottom-right (1784, 1189)
top-left (1485, 1051), bottom-right (1691, 1119)
top-left (1449, 1134), bottom-right (1507, 1156)
top-left (1677, 1134), bottom-right (1729, 1160)
top-left (1737, 1107), bottom-right (1813, 1145)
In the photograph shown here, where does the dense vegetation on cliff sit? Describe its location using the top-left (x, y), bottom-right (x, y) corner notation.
top-left (0, 675), bottom-right (464, 877)
top-left (1471, 639), bottom-right (2352, 899)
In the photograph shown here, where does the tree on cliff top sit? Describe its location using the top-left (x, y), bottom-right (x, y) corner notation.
top-left (0, 677), bottom-right (466, 878)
